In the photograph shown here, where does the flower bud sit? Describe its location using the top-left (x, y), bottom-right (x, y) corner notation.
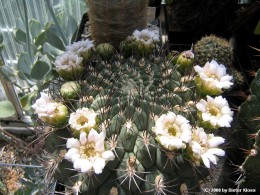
top-left (176, 50), bottom-right (194, 73)
top-left (96, 43), bottom-right (114, 60)
top-left (60, 81), bottom-right (81, 100)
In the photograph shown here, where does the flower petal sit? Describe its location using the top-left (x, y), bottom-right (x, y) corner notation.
top-left (102, 151), bottom-right (115, 160)
top-left (66, 138), bottom-right (80, 149)
top-left (201, 153), bottom-right (211, 168)
top-left (93, 158), bottom-right (106, 174)
top-left (80, 132), bottom-right (87, 145)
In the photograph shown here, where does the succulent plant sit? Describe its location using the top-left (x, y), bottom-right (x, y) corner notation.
top-left (87, 0), bottom-right (149, 46)
top-left (193, 35), bottom-right (234, 67)
top-left (29, 27), bottom-right (235, 195)
top-left (193, 34), bottom-right (247, 90)
top-left (236, 68), bottom-right (260, 191)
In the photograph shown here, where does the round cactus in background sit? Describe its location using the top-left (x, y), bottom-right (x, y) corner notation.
top-left (193, 35), bottom-right (234, 67)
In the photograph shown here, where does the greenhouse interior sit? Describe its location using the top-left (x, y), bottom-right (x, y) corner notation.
top-left (0, 0), bottom-right (260, 194)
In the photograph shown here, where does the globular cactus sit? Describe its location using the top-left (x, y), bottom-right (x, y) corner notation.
top-left (193, 35), bottom-right (234, 67)
top-left (87, 0), bottom-right (149, 46)
top-left (31, 28), bottom-right (234, 194)
top-left (237, 68), bottom-right (260, 191)
top-left (193, 34), bottom-right (245, 89)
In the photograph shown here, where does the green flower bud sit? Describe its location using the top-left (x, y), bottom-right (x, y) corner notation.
top-left (42, 103), bottom-right (68, 127)
top-left (176, 50), bottom-right (195, 73)
top-left (96, 43), bottom-right (114, 60)
top-left (60, 81), bottom-right (81, 100)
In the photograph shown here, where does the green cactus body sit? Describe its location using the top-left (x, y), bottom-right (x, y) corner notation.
top-left (30, 25), bottom-right (238, 194)
top-left (87, 0), bottom-right (149, 46)
top-left (46, 48), bottom-right (216, 194)
top-left (238, 68), bottom-right (260, 191)
top-left (193, 35), bottom-right (233, 67)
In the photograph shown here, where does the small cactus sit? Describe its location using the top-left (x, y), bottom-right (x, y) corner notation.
top-left (30, 28), bottom-right (235, 194)
top-left (193, 35), bottom-right (234, 67)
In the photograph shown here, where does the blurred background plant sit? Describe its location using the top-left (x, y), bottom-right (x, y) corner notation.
top-left (0, 0), bottom-right (87, 194)
top-left (0, 0), bottom-right (87, 120)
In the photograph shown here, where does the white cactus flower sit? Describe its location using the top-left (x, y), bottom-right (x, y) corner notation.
top-left (65, 130), bottom-right (115, 174)
top-left (133, 29), bottom-right (160, 45)
top-left (69, 107), bottom-right (98, 134)
top-left (196, 96), bottom-right (233, 129)
top-left (194, 60), bottom-right (233, 95)
top-left (66, 39), bottom-right (94, 55)
top-left (189, 127), bottom-right (225, 168)
top-left (152, 112), bottom-right (192, 150)
top-left (31, 92), bottom-right (68, 126)
top-left (32, 92), bottom-right (57, 118)
top-left (54, 52), bottom-right (83, 72)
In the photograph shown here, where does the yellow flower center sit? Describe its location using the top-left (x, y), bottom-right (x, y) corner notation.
top-left (77, 116), bottom-right (89, 126)
top-left (208, 106), bottom-right (220, 116)
top-left (80, 142), bottom-right (97, 158)
top-left (207, 73), bottom-right (218, 80)
top-left (166, 123), bottom-right (179, 136)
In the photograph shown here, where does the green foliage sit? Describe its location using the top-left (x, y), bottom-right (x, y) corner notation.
top-left (0, 31), bottom-right (4, 53)
top-left (0, 101), bottom-right (16, 118)
top-left (0, 4), bottom-right (80, 118)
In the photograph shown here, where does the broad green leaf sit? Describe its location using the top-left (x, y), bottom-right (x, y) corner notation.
top-left (56, 12), bottom-right (66, 29)
top-left (17, 70), bottom-right (36, 86)
top-left (45, 28), bottom-right (65, 51)
top-left (31, 61), bottom-right (52, 80)
top-left (0, 101), bottom-right (16, 118)
top-left (14, 28), bottom-right (27, 44)
top-left (0, 44), bottom-right (4, 53)
top-left (16, 18), bottom-right (25, 31)
top-left (34, 31), bottom-right (46, 47)
top-left (71, 27), bottom-right (78, 43)
top-left (17, 52), bottom-right (32, 75)
top-left (20, 91), bottom-right (37, 111)
top-left (0, 66), bottom-right (15, 81)
top-left (67, 14), bottom-right (78, 43)
top-left (30, 19), bottom-right (42, 39)
top-left (43, 42), bottom-right (63, 61)
top-left (0, 31), bottom-right (3, 44)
